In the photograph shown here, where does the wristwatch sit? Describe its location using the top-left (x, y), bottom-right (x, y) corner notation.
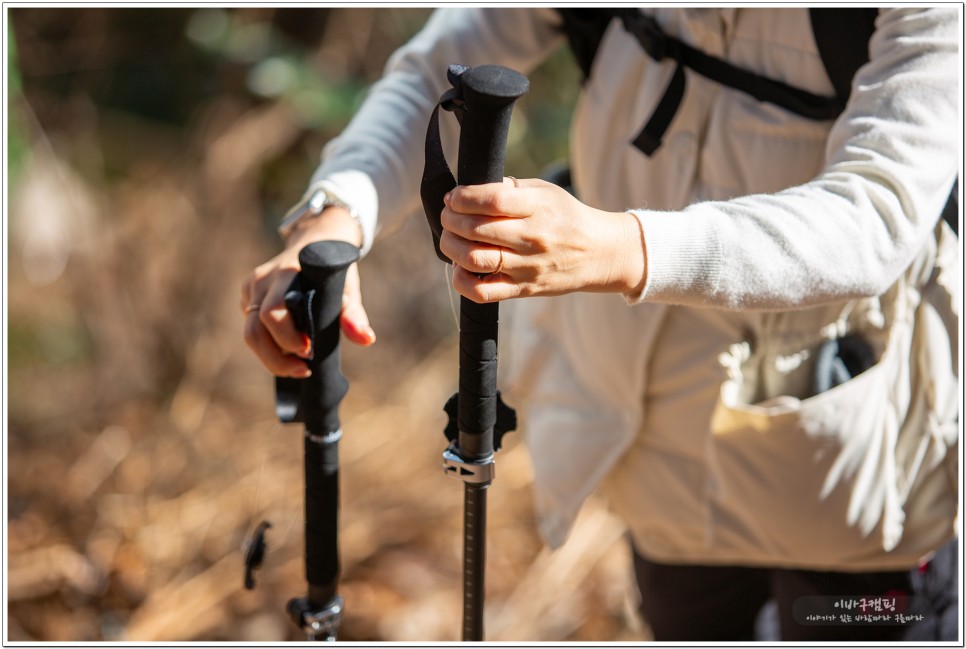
top-left (277, 187), bottom-right (355, 240)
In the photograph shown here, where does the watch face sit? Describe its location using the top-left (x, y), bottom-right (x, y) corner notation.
top-left (279, 188), bottom-right (355, 239)
top-left (307, 190), bottom-right (328, 214)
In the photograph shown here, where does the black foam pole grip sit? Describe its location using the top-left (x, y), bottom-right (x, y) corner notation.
top-left (294, 240), bottom-right (359, 606)
top-left (454, 65), bottom-right (529, 462)
top-left (297, 241), bottom-right (360, 435)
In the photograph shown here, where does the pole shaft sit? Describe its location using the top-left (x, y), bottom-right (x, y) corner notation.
top-left (280, 241), bottom-right (359, 641)
top-left (304, 433), bottom-right (339, 608)
top-left (447, 65), bottom-right (528, 642)
top-left (462, 484), bottom-right (488, 641)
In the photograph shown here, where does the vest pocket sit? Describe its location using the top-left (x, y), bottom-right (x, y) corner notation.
top-left (705, 276), bottom-right (957, 568)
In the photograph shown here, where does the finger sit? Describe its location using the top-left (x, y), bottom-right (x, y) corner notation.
top-left (239, 275), bottom-right (255, 313)
top-left (445, 181), bottom-right (538, 219)
top-left (440, 230), bottom-right (508, 276)
top-left (243, 312), bottom-right (312, 378)
top-left (440, 205), bottom-right (521, 249)
top-left (259, 270), bottom-right (312, 358)
top-left (451, 264), bottom-right (521, 304)
top-left (339, 264), bottom-right (376, 346)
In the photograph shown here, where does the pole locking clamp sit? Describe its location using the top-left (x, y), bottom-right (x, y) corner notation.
top-left (442, 443), bottom-right (495, 485)
top-left (289, 595), bottom-right (344, 642)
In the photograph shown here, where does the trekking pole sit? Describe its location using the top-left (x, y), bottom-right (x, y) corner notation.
top-left (273, 240), bottom-right (360, 641)
top-left (420, 63), bottom-right (529, 641)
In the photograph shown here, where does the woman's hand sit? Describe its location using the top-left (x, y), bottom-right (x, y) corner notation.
top-left (439, 178), bottom-right (646, 303)
top-left (240, 207), bottom-right (375, 378)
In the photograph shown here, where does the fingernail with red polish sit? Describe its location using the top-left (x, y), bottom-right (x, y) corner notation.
top-left (298, 334), bottom-right (312, 357)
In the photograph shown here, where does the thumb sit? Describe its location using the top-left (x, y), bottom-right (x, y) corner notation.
top-left (339, 263), bottom-right (376, 346)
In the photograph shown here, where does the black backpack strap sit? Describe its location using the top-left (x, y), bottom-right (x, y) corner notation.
top-left (619, 11), bottom-right (848, 155)
top-left (940, 179), bottom-right (959, 236)
top-left (624, 12), bottom-right (847, 120)
top-left (553, 9), bottom-right (905, 155)
top-left (809, 8), bottom-right (879, 105)
top-left (555, 9), bottom-right (619, 82)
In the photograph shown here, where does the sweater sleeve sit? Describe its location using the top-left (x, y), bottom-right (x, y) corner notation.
top-left (632, 7), bottom-right (959, 310)
top-left (305, 8), bottom-right (563, 256)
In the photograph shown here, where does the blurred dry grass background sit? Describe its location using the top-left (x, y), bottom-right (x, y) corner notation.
top-left (5, 7), bottom-right (649, 643)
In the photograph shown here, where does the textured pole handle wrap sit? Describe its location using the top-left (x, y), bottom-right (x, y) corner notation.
top-left (294, 241), bottom-right (360, 435)
top-left (454, 65), bottom-right (529, 463)
top-left (287, 240), bottom-right (359, 610)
